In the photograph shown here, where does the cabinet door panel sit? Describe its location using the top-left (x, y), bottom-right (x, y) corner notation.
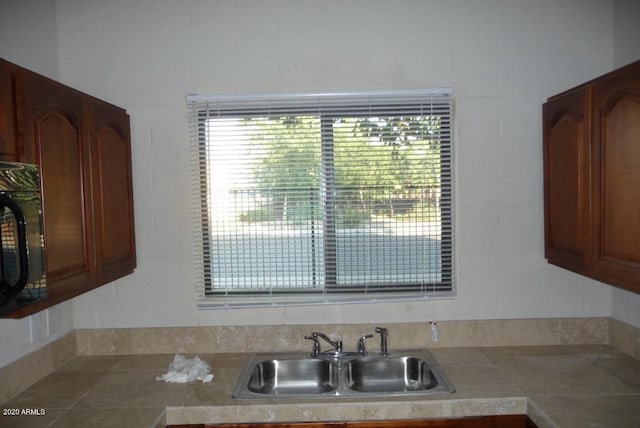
top-left (18, 69), bottom-right (94, 297)
top-left (543, 87), bottom-right (591, 273)
top-left (601, 96), bottom-right (640, 261)
top-left (38, 114), bottom-right (86, 272)
top-left (88, 99), bottom-right (136, 284)
top-left (593, 67), bottom-right (640, 292)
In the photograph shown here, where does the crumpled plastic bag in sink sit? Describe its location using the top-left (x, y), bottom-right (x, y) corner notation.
top-left (156, 354), bottom-right (214, 383)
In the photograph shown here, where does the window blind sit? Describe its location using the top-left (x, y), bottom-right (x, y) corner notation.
top-left (188, 90), bottom-right (454, 307)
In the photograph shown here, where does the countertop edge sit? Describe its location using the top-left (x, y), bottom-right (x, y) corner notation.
top-left (164, 396), bottom-right (557, 426)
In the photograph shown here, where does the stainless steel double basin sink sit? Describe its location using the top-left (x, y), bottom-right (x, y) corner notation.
top-left (232, 350), bottom-right (455, 398)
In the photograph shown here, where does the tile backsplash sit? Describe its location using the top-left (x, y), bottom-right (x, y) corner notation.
top-left (73, 318), bottom-right (611, 356)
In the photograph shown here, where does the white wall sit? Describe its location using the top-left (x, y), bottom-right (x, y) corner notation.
top-left (614, 0), bottom-right (640, 68)
top-left (0, 0), bottom-right (74, 368)
top-left (0, 0), bottom-right (60, 80)
top-left (53, 0), bottom-right (617, 330)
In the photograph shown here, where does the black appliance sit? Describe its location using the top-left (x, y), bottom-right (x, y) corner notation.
top-left (0, 161), bottom-right (46, 316)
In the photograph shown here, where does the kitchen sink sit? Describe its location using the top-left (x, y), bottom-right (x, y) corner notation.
top-left (232, 350), bottom-right (455, 398)
top-left (246, 358), bottom-right (339, 395)
top-left (345, 356), bottom-right (438, 393)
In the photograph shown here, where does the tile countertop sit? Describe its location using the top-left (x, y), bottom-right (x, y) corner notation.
top-left (1, 345), bottom-right (639, 428)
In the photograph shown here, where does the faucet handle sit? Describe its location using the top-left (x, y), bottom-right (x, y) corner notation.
top-left (304, 334), bottom-right (321, 357)
top-left (357, 334), bottom-right (374, 356)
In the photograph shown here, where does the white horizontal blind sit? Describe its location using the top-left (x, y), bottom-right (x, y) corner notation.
top-left (189, 90), bottom-right (454, 307)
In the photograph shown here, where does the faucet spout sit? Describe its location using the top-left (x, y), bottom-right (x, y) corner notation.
top-left (311, 332), bottom-right (343, 355)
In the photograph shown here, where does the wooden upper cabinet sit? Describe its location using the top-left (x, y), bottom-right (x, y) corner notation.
top-left (591, 61), bottom-right (640, 291)
top-left (0, 58), bottom-right (135, 317)
top-left (544, 59), bottom-right (640, 294)
top-left (0, 59), bottom-right (18, 161)
top-left (543, 86), bottom-right (591, 274)
top-left (17, 68), bottom-right (95, 299)
top-left (86, 98), bottom-right (136, 285)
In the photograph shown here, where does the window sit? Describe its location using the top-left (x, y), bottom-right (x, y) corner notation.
top-left (188, 90), bottom-right (454, 307)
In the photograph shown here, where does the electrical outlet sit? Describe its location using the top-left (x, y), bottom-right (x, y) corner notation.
top-left (429, 319), bottom-right (440, 342)
top-left (29, 311), bottom-right (47, 344)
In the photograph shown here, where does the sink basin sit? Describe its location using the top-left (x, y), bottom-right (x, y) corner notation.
top-left (233, 350), bottom-right (455, 399)
top-left (345, 356), bottom-right (438, 393)
top-left (246, 358), bottom-right (339, 395)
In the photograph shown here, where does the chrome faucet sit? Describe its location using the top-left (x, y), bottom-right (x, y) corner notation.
top-left (306, 329), bottom-right (387, 358)
top-left (305, 332), bottom-right (343, 357)
top-left (375, 327), bottom-right (388, 356)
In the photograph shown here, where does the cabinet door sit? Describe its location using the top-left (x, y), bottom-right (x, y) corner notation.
top-left (0, 59), bottom-right (18, 161)
top-left (591, 62), bottom-right (640, 292)
top-left (543, 87), bottom-right (591, 274)
top-left (343, 415), bottom-right (530, 427)
top-left (86, 98), bottom-right (136, 285)
top-left (17, 68), bottom-right (96, 299)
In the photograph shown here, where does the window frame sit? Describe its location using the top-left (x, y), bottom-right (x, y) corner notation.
top-left (189, 90), bottom-right (455, 308)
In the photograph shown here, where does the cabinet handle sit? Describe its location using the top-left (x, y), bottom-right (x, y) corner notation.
top-left (0, 194), bottom-right (29, 298)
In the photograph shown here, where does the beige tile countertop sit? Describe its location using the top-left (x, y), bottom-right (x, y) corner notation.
top-left (1, 345), bottom-right (639, 428)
